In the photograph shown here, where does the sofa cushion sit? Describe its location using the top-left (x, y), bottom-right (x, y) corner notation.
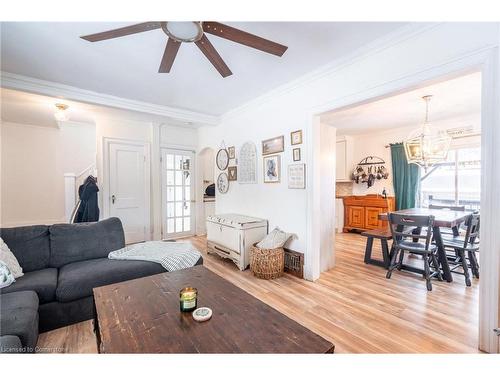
top-left (2, 268), bottom-right (58, 303)
top-left (56, 258), bottom-right (166, 302)
top-left (0, 290), bottom-right (39, 351)
top-left (0, 225), bottom-right (50, 272)
top-left (49, 217), bottom-right (125, 268)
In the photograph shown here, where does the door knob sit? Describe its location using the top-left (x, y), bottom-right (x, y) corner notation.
top-left (111, 195), bottom-right (116, 204)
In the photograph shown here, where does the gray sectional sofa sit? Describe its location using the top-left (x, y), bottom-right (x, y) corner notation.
top-left (0, 217), bottom-right (203, 353)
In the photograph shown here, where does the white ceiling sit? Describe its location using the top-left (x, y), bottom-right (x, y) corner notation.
top-left (0, 22), bottom-right (407, 116)
top-left (323, 72), bottom-right (482, 135)
top-left (0, 88), bottom-right (194, 128)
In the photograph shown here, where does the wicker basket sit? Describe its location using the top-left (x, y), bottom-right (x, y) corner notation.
top-left (250, 243), bottom-right (284, 279)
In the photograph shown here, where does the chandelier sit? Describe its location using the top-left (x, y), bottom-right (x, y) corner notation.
top-left (404, 95), bottom-right (451, 170)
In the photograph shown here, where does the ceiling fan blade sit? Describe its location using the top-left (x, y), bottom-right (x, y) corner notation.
top-left (195, 34), bottom-right (232, 78)
top-left (159, 38), bottom-right (181, 73)
top-left (81, 22), bottom-right (162, 42)
top-left (203, 22), bottom-right (288, 57)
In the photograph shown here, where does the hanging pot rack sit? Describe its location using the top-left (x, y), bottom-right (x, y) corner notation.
top-left (356, 156), bottom-right (386, 166)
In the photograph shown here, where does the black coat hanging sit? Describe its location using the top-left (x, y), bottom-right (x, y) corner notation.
top-left (74, 175), bottom-right (100, 223)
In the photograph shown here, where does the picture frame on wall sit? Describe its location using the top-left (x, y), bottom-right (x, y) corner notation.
top-left (262, 135), bottom-right (284, 155)
top-left (228, 166), bottom-right (237, 181)
top-left (288, 164), bottom-right (306, 189)
top-left (290, 130), bottom-right (303, 145)
top-left (216, 148), bottom-right (229, 170)
top-left (228, 146), bottom-right (235, 159)
top-left (263, 155), bottom-right (281, 183)
top-left (293, 148), bottom-right (301, 161)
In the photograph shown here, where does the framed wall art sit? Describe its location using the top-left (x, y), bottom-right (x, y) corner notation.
top-left (228, 146), bottom-right (235, 159)
top-left (217, 172), bottom-right (229, 193)
top-left (228, 166), bottom-right (237, 181)
top-left (239, 142), bottom-right (258, 184)
top-left (216, 148), bottom-right (229, 170)
top-left (288, 164), bottom-right (306, 189)
top-left (263, 155), bottom-right (281, 183)
top-left (262, 135), bottom-right (284, 155)
top-left (290, 130), bottom-right (303, 145)
top-left (293, 148), bottom-right (301, 161)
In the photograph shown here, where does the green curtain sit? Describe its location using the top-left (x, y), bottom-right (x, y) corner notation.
top-left (390, 142), bottom-right (420, 210)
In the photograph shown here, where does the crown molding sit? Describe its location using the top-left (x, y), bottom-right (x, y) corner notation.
top-left (0, 71), bottom-right (220, 126)
top-left (221, 22), bottom-right (441, 121)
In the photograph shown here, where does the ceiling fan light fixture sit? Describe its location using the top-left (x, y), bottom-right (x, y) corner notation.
top-left (161, 21), bottom-right (203, 43)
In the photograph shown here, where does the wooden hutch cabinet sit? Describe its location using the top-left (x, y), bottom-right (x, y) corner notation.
top-left (342, 195), bottom-right (395, 232)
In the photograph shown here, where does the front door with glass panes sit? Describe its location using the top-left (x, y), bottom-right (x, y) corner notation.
top-left (161, 148), bottom-right (195, 239)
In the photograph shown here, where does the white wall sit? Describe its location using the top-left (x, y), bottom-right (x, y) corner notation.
top-left (0, 121), bottom-right (95, 227)
top-left (197, 22), bottom-right (500, 281)
top-left (198, 106), bottom-right (309, 254)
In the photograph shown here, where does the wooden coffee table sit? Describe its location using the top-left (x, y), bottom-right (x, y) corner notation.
top-left (93, 266), bottom-right (334, 353)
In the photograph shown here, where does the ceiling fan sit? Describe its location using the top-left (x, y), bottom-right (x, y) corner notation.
top-left (80, 22), bottom-right (288, 78)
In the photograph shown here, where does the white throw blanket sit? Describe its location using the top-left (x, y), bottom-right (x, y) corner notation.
top-left (108, 241), bottom-right (201, 272)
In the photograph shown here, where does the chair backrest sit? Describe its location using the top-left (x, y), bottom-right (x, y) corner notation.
top-left (429, 204), bottom-right (466, 212)
top-left (463, 213), bottom-right (480, 248)
top-left (388, 213), bottom-right (435, 250)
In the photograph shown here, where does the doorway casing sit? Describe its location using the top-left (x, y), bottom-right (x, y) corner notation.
top-left (306, 47), bottom-right (500, 353)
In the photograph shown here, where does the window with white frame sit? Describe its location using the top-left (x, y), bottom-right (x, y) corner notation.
top-left (420, 143), bottom-right (481, 211)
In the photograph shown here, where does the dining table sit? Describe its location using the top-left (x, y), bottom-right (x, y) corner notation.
top-left (379, 208), bottom-right (472, 282)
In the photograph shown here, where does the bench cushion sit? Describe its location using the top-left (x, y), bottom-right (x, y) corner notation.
top-left (2, 268), bottom-right (58, 303)
top-left (0, 225), bottom-right (50, 272)
top-left (56, 258), bottom-right (166, 302)
top-left (49, 218), bottom-right (125, 268)
top-left (0, 291), bottom-right (39, 351)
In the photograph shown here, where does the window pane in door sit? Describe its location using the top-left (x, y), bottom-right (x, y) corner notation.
top-left (457, 147), bottom-right (481, 210)
top-left (167, 218), bottom-right (175, 234)
top-left (175, 171), bottom-right (183, 186)
top-left (184, 186), bottom-right (191, 200)
top-left (183, 201), bottom-right (190, 216)
top-left (175, 202), bottom-right (183, 217)
top-left (183, 217), bottom-right (191, 232)
top-left (166, 171), bottom-right (174, 185)
top-left (166, 186), bottom-right (174, 202)
top-left (166, 154), bottom-right (174, 169)
top-left (175, 218), bottom-right (183, 233)
top-left (175, 155), bottom-right (182, 170)
top-left (183, 157), bottom-right (191, 170)
top-left (167, 202), bottom-right (174, 218)
top-left (175, 187), bottom-right (183, 201)
top-left (184, 170), bottom-right (191, 185)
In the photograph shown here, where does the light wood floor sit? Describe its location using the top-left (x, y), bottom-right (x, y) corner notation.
top-left (38, 233), bottom-right (480, 353)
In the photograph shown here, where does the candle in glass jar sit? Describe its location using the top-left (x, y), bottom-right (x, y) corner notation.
top-left (179, 287), bottom-right (198, 312)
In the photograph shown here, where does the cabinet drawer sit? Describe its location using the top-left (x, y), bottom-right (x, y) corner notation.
top-left (206, 222), bottom-right (241, 254)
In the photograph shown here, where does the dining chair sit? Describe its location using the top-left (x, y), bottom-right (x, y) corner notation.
top-left (386, 213), bottom-right (443, 291)
top-left (441, 213), bottom-right (480, 286)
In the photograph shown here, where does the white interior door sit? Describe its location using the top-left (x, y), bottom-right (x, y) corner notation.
top-left (161, 148), bottom-right (195, 239)
top-left (109, 141), bottom-right (149, 244)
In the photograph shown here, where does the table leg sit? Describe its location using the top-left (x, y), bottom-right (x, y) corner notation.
top-left (433, 226), bottom-right (453, 282)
